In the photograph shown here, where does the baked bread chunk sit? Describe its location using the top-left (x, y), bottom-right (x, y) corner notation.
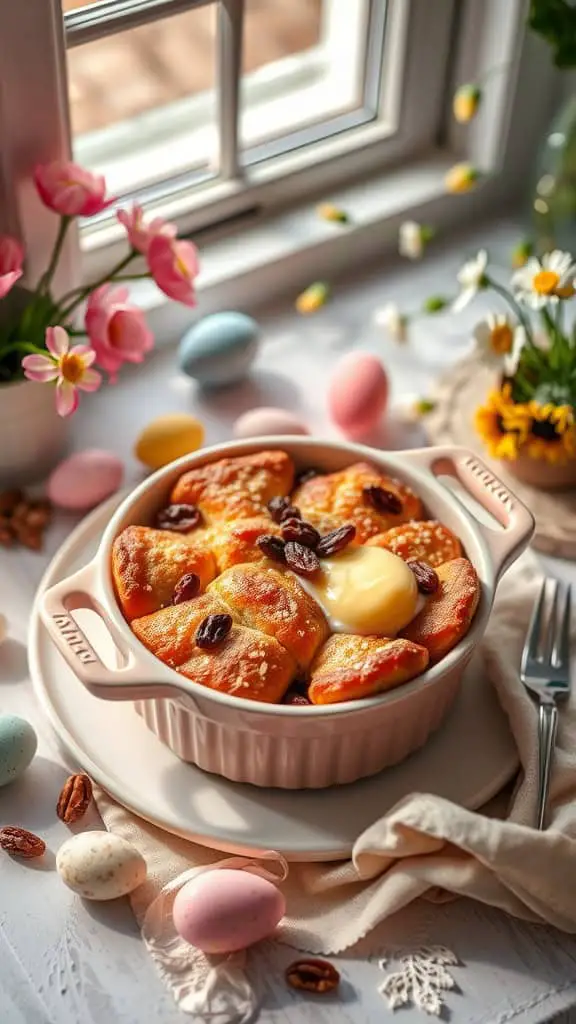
top-left (177, 625), bottom-right (295, 703)
top-left (292, 461), bottom-right (423, 543)
top-left (209, 563), bottom-right (329, 670)
top-left (368, 520), bottom-right (463, 568)
top-left (131, 593), bottom-right (230, 667)
top-left (309, 634), bottom-right (429, 705)
top-left (170, 450), bottom-right (294, 523)
top-left (210, 516), bottom-right (282, 573)
top-left (112, 526), bottom-right (216, 621)
top-left (401, 557), bottom-right (481, 662)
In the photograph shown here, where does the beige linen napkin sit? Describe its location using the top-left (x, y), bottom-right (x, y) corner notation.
top-left (95, 550), bottom-right (576, 1016)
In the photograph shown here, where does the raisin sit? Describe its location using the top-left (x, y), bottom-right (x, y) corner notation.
top-left (195, 613), bottom-right (233, 649)
top-left (173, 572), bottom-right (201, 604)
top-left (156, 503), bottom-right (202, 532)
top-left (408, 559), bottom-right (439, 594)
top-left (282, 691), bottom-right (312, 706)
top-left (316, 523), bottom-right (356, 558)
top-left (256, 534), bottom-right (287, 563)
top-left (281, 518), bottom-right (320, 548)
top-left (284, 541), bottom-right (320, 577)
top-left (267, 496), bottom-right (292, 523)
top-left (363, 485), bottom-right (403, 515)
top-left (295, 468), bottom-right (319, 486)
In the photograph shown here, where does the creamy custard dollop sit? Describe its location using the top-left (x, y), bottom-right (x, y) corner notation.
top-left (299, 546), bottom-right (419, 636)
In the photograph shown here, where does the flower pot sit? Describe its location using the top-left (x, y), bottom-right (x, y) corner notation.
top-left (0, 381), bottom-right (68, 486)
top-left (505, 451), bottom-right (576, 491)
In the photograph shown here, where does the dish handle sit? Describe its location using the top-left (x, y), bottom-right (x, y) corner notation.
top-left (402, 446), bottom-right (534, 581)
top-left (39, 562), bottom-right (191, 703)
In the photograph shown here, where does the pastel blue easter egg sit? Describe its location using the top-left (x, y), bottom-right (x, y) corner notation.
top-left (0, 714), bottom-right (37, 787)
top-left (179, 312), bottom-right (259, 388)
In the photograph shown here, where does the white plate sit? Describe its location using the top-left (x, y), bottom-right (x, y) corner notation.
top-left (30, 496), bottom-right (519, 862)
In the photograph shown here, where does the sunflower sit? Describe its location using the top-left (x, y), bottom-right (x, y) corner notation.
top-left (524, 401), bottom-right (576, 463)
top-left (474, 386), bottom-right (525, 459)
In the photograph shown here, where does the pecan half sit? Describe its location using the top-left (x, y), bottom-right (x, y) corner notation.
top-left (156, 503), bottom-right (202, 532)
top-left (363, 485), bottom-right (403, 515)
top-left (173, 572), bottom-right (201, 604)
top-left (195, 613), bottom-right (233, 649)
top-left (284, 541), bottom-right (320, 577)
top-left (408, 559), bottom-right (439, 594)
top-left (56, 773), bottom-right (93, 824)
top-left (0, 826), bottom-right (46, 859)
top-left (316, 523), bottom-right (356, 558)
top-left (285, 958), bottom-right (340, 994)
top-left (256, 534), bottom-right (287, 563)
top-left (281, 518), bottom-right (320, 549)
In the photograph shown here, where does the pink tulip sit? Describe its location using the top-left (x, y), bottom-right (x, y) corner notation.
top-left (34, 160), bottom-right (116, 217)
top-left (0, 235), bottom-right (24, 299)
top-left (23, 326), bottom-right (102, 417)
top-left (85, 284), bottom-right (154, 381)
top-left (117, 204), bottom-right (176, 255)
top-left (147, 235), bottom-right (199, 306)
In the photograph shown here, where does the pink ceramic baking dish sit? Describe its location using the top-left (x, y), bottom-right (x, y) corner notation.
top-left (40, 438), bottom-right (534, 789)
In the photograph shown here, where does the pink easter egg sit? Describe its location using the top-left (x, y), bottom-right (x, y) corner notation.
top-left (233, 407), bottom-right (309, 439)
top-left (172, 868), bottom-right (286, 954)
top-left (48, 449), bottom-right (124, 510)
top-left (328, 351), bottom-right (388, 437)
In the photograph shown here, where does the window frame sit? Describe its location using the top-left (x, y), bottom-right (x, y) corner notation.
top-left (0, 0), bottom-right (561, 320)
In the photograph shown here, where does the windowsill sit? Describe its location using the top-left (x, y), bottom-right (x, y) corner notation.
top-left (127, 151), bottom-right (484, 344)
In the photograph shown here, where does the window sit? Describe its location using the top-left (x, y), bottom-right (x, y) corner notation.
top-left (0, 0), bottom-right (551, 307)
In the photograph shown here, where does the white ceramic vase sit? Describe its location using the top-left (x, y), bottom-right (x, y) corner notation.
top-left (0, 380), bottom-right (68, 486)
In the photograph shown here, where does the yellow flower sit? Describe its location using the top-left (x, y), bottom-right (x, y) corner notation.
top-left (524, 402), bottom-right (576, 463)
top-left (445, 162), bottom-right (480, 194)
top-left (316, 203), bottom-right (349, 224)
top-left (296, 282), bottom-right (329, 314)
top-left (474, 387), bottom-right (522, 459)
top-left (453, 84), bottom-right (481, 123)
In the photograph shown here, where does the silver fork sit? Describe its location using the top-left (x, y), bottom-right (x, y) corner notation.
top-left (520, 579), bottom-right (572, 830)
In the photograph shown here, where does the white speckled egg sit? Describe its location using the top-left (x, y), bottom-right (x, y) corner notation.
top-left (56, 831), bottom-right (147, 900)
top-left (0, 714), bottom-right (37, 787)
top-left (179, 311), bottom-right (260, 388)
top-left (173, 868), bottom-right (285, 953)
top-left (328, 351), bottom-right (388, 437)
top-left (48, 449), bottom-right (124, 511)
top-left (233, 407), bottom-right (309, 439)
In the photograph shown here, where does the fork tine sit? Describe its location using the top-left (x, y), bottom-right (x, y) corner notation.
top-left (553, 583), bottom-right (572, 669)
top-left (542, 580), bottom-right (559, 664)
top-left (522, 579), bottom-right (548, 670)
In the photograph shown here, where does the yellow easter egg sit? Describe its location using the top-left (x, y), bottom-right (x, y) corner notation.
top-left (135, 414), bottom-right (205, 469)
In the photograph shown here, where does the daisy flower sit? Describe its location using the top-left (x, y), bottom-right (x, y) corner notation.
top-left (398, 222), bottom-right (434, 261)
top-left (22, 325), bottom-right (101, 417)
top-left (452, 250), bottom-right (488, 312)
top-left (373, 302), bottom-right (408, 343)
top-left (472, 313), bottom-right (518, 368)
top-left (511, 250), bottom-right (576, 308)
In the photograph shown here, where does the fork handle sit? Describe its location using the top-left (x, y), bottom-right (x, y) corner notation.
top-left (536, 700), bottom-right (558, 830)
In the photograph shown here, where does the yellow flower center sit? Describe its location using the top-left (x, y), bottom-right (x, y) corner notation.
top-left (60, 353), bottom-right (85, 384)
top-left (176, 254), bottom-right (189, 278)
top-left (532, 269), bottom-right (560, 295)
top-left (490, 323), bottom-right (513, 355)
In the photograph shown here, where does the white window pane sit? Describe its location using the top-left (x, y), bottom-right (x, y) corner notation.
top-left (240, 0), bottom-right (370, 155)
top-left (68, 6), bottom-right (218, 195)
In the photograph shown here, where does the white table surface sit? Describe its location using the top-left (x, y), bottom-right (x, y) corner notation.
top-left (3, 218), bottom-right (576, 1023)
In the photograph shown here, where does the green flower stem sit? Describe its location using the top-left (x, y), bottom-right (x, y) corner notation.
top-left (112, 273), bottom-right (151, 282)
top-left (56, 250), bottom-right (137, 320)
top-left (37, 216), bottom-right (71, 296)
top-left (0, 341), bottom-right (46, 359)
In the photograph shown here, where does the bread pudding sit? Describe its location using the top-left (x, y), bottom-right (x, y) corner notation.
top-left (112, 450), bottom-right (481, 706)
